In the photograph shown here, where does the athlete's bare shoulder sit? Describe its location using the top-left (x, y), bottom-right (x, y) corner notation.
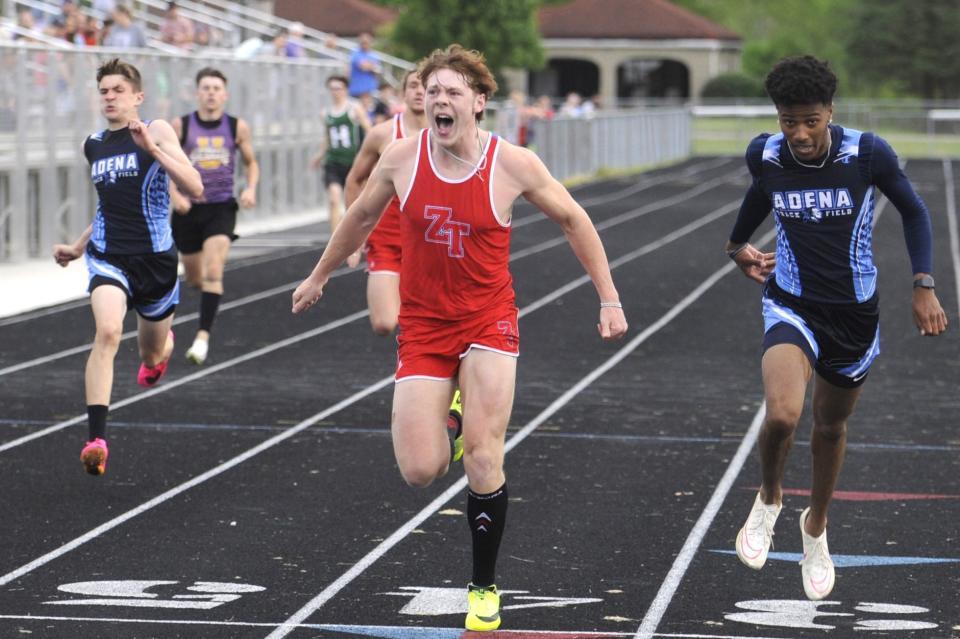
top-left (365, 117), bottom-right (395, 154)
top-left (378, 135), bottom-right (419, 171)
top-left (493, 137), bottom-right (549, 193)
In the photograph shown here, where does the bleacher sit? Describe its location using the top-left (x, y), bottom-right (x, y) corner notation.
top-left (3, 0), bottom-right (413, 81)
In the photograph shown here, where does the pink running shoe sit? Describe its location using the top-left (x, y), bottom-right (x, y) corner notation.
top-left (138, 330), bottom-right (174, 388)
top-left (80, 438), bottom-right (109, 476)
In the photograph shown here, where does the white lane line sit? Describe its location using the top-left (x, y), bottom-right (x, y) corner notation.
top-left (521, 200), bottom-right (740, 317)
top-left (511, 169), bottom-right (746, 261)
top-left (0, 246), bottom-right (323, 328)
top-left (0, 374), bottom-right (394, 588)
top-left (0, 181), bottom-right (744, 455)
top-left (0, 163), bottom-right (743, 378)
top-left (629, 222), bottom-right (771, 639)
top-left (0, 310), bottom-right (369, 454)
top-left (512, 157), bottom-right (735, 229)
top-left (0, 274), bottom-right (347, 378)
top-left (632, 191), bottom-right (895, 637)
top-left (0, 159), bottom-right (729, 330)
top-left (0, 197), bottom-right (737, 589)
top-left (265, 232), bottom-right (752, 639)
top-left (0, 616), bottom-right (792, 638)
top-left (942, 160), bottom-right (960, 318)
top-left (633, 405), bottom-right (766, 639)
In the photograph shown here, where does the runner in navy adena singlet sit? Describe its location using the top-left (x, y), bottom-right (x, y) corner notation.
top-left (53, 58), bottom-right (203, 476)
top-left (725, 55), bottom-right (947, 602)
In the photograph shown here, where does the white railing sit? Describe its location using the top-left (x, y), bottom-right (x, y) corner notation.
top-left (0, 43), bottom-right (340, 261)
top-left (0, 43), bottom-right (694, 262)
top-left (526, 108), bottom-right (691, 182)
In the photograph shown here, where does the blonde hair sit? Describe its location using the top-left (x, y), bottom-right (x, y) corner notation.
top-left (419, 44), bottom-right (497, 122)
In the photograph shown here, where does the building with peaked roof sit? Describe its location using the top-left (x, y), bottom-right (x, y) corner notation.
top-left (270, 0), bottom-right (741, 103)
top-left (531, 0), bottom-right (741, 105)
top-left (272, 0), bottom-right (397, 38)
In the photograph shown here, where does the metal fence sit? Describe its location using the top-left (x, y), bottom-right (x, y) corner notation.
top-left (0, 43), bottom-right (694, 262)
top-left (0, 42), bottom-right (339, 261)
top-left (691, 99), bottom-right (960, 158)
top-left (527, 108), bottom-right (690, 182)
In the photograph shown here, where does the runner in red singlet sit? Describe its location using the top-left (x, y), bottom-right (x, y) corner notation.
top-left (292, 45), bottom-right (627, 631)
top-left (344, 69), bottom-right (427, 336)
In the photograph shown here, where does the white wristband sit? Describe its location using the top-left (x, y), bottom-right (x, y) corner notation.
top-left (600, 302), bottom-right (622, 309)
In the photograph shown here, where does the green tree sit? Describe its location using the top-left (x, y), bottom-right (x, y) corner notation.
top-left (376, 0), bottom-right (546, 90)
top-left (672, 0), bottom-right (854, 94)
top-left (846, 0), bottom-right (960, 98)
top-left (700, 72), bottom-right (766, 99)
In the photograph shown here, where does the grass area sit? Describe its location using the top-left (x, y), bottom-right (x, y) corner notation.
top-left (694, 118), bottom-right (960, 158)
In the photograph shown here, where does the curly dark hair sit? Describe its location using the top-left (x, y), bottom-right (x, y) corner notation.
top-left (764, 56), bottom-right (837, 107)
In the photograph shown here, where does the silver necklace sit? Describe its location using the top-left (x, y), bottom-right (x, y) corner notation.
top-left (787, 130), bottom-right (831, 169)
top-left (439, 130), bottom-right (487, 179)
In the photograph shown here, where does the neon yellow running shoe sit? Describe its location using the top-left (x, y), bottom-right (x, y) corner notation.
top-left (465, 583), bottom-right (501, 631)
top-left (447, 389), bottom-right (464, 462)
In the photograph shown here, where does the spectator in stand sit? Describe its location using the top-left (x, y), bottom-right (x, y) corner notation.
top-left (499, 89), bottom-right (532, 147)
top-left (582, 93), bottom-right (601, 116)
top-left (534, 95), bottom-right (555, 120)
top-left (268, 29), bottom-right (288, 57)
top-left (60, 0), bottom-right (80, 22)
top-left (358, 91), bottom-right (389, 124)
top-left (524, 95), bottom-right (556, 151)
top-left (349, 32), bottom-right (381, 98)
top-left (285, 21), bottom-right (306, 58)
top-left (104, 5), bottom-right (146, 49)
top-left (62, 13), bottom-right (84, 45)
top-left (93, 0), bottom-right (117, 16)
top-left (45, 16), bottom-right (66, 40)
top-left (13, 6), bottom-right (38, 40)
top-left (379, 81), bottom-right (403, 115)
top-left (193, 22), bottom-right (216, 49)
top-left (80, 15), bottom-right (101, 46)
top-left (160, 1), bottom-right (194, 50)
top-left (99, 17), bottom-right (113, 45)
top-left (559, 91), bottom-right (585, 118)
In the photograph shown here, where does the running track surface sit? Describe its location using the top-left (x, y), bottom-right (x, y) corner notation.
top-left (1, 157), bottom-right (958, 639)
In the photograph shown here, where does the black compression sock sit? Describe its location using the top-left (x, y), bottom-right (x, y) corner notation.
top-left (87, 405), bottom-right (108, 441)
top-left (467, 483), bottom-right (508, 587)
top-left (199, 291), bottom-right (222, 333)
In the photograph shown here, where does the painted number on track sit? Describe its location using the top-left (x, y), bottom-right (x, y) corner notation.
top-left (44, 580), bottom-right (265, 609)
top-left (726, 599), bottom-right (939, 631)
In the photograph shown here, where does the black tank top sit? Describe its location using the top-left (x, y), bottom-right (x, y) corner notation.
top-left (84, 125), bottom-right (172, 255)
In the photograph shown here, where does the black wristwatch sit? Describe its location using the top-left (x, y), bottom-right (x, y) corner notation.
top-left (913, 275), bottom-right (935, 289)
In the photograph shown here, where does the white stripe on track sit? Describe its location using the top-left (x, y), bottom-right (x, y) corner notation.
top-left (265, 232), bottom-right (753, 639)
top-left (0, 158), bottom-right (728, 331)
top-left (512, 157), bottom-right (734, 229)
top-left (0, 175), bottom-right (745, 455)
top-left (942, 160), bottom-right (960, 319)
top-left (632, 192), bottom-right (896, 637)
top-left (633, 404), bottom-right (766, 639)
top-left (511, 169), bottom-right (746, 262)
top-left (0, 310), bottom-right (369, 454)
top-left (0, 246), bottom-right (323, 328)
top-left (0, 194), bottom-right (744, 604)
top-left (0, 616), bottom-right (793, 638)
top-left (0, 373), bottom-right (393, 588)
top-left (0, 276), bottom-right (341, 378)
top-left (0, 164), bottom-right (743, 378)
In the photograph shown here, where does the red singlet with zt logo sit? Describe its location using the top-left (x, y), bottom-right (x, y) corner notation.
top-left (399, 128), bottom-right (514, 322)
